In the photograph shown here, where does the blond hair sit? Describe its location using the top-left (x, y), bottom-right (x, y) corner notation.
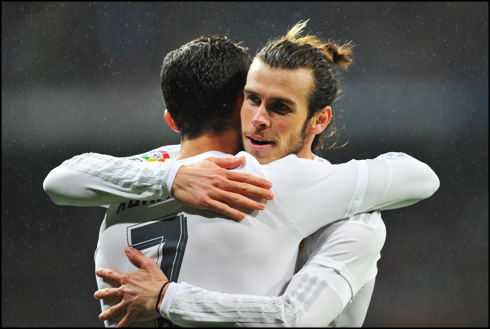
top-left (285, 20), bottom-right (354, 70)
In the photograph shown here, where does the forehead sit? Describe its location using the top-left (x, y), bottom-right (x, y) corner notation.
top-left (246, 59), bottom-right (314, 107)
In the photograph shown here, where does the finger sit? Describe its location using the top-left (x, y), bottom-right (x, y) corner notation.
top-left (94, 287), bottom-right (121, 300)
top-left (225, 171), bottom-right (273, 190)
top-left (204, 199), bottom-right (246, 220)
top-left (220, 180), bottom-right (274, 201)
top-left (124, 246), bottom-right (145, 268)
top-left (117, 313), bottom-right (134, 328)
top-left (212, 189), bottom-right (267, 212)
top-left (212, 174), bottom-right (273, 200)
top-left (207, 156), bottom-right (246, 169)
top-left (99, 302), bottom-right (126, 321)
top-left (125, 247), bottom-right (164, 274)
top-left (96, 267), bottom-right (123, 283)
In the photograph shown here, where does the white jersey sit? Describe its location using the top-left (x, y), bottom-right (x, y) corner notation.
top-left (43, 146), bottom-right (439, 327)
top-left (160, 211), bottom-right (385, 327)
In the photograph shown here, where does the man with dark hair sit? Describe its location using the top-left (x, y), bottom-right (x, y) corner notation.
top-left (161, 35), bottom-right (249, 139)
top-left (44, 22), bottom-right (439, 327)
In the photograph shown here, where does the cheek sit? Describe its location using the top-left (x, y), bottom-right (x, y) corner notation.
top-left (240, 104), bottom-right (253, 124)
top-left (277, 119), bottom-right (303, 139)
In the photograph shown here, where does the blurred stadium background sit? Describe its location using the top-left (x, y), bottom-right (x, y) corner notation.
top-left (2, 2), bottom-right (488, 326)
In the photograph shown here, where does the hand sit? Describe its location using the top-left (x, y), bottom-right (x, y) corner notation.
top-left (94, 247), bottom-right (169, 327)
top-left (171, 156), bottom-right (274, 220)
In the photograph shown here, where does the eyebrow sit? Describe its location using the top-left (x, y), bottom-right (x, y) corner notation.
top-left (244, 88), bottom-right (296, 106)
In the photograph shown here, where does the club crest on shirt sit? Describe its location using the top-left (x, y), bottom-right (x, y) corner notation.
top-left (141, 150), bottom-right (170, 162)
top-left (114, 149), bottom-right (172, 214)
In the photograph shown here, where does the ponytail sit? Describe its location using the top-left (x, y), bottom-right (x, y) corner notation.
top-left (318, 42), bottom-right (354, 70)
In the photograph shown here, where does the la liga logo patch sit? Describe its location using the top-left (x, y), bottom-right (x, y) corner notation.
top-left (141, 150), bottom-right (170, 162)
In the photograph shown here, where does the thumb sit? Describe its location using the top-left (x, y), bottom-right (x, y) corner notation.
top-left (209, 156), bottom-right (245, 169)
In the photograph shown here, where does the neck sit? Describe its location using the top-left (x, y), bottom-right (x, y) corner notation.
top-left (174, 129), bottom-right (242, 160)
top-left (296, 149), bottom-right (315, 160)
top-left (296, 134), bottom-right (315, 160)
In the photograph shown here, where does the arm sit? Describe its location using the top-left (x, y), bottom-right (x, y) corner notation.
top-left (94, 212), bottom-right (385, 327)
top-left (265, 152), bottom-right (439, 236)
top-left (161, 269), bottom-right (349, 327)
top-left (95, 249), bottom-right (346, 327)
top-left (43, 151), bottom-right (274, 220)
top-left (43, 152), bottom-right (176, 207)
top-left (363, 152), bottom-right (441, 211)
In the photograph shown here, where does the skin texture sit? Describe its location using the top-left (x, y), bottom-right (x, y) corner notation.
top-left (171, 156), bottom-right (274, 220)
top-left (241, 58), bottom-right (331, 164)
top-left (165, 105), bottom-right (275, 221)
top-left (94, 247), bottom-right (166, 327)
top-left (241, 59), bottom-right (314, 164)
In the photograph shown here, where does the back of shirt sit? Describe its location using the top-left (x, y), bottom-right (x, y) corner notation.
top-left (95, 150), bottom-right (352, 327)
top-left (93, 148), bottom-right (437, 327)
top-left (95, 186), bottom-right (304, 327)
top-left (95, 152), bottom-right (306, 327)
top-left (153, 212), bottom-right (386, 327)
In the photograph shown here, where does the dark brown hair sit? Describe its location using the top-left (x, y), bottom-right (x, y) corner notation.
top-left (160, 35), bottom-right (249, 139)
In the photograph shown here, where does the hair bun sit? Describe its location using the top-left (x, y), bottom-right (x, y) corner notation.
top-left (319, 42), bottom-right (354, 70)
top-left (283, 20), bottom-right (354, 70)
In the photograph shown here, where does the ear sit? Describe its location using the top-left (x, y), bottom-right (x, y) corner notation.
top-left (308, 106), bottom-right (332, 135)
top-left (164, 110), bottom-right (179, 132)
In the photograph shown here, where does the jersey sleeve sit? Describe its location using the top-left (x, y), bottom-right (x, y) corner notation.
top-left (159, 270), bottom-right (349, 327)
top-left (264, 152), bottom-right (439, 237)
top-left (363, 152), bottom-right (441, 211)
top-left (158, 212), bottom-right (385, 327)
top-left (300, 211), bottom-right (386, 302)
top-left (43, 146), bottom-right (180, 207)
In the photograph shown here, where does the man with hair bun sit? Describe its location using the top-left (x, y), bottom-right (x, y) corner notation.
top-left (45, 21), bottom-right (439, 327)
top-left (243, 19), bottom-right (354, 162)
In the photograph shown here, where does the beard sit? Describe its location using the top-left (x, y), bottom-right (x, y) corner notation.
top-left (289, 118), bottom-right (310, 155)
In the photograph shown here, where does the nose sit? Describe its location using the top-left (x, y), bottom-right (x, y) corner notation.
top-left (251, 105), bottom-right (270, 128)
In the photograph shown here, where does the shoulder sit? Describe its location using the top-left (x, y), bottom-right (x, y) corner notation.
top-left (313, 154), bottom-right (331, 164)
top-left (126, 144), bottom-right (181, 162)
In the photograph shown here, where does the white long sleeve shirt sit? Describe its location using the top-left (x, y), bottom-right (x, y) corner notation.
top-left (160, 211), bottom-right (386, 327)
top-left (43, 146), bottom-right (439, 327)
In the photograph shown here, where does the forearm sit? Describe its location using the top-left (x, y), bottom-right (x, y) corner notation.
top-left (267, 152), bottom-right (439, 237)
top-left (160, 270), bottom-right (350, 327)
top-left (43, 152), bottom-right (177, 206)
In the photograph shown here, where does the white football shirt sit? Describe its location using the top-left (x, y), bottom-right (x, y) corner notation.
top-left (159, 211), bottom-right (386, 327)
top-left (44, 146), bottom-right (439, 327)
